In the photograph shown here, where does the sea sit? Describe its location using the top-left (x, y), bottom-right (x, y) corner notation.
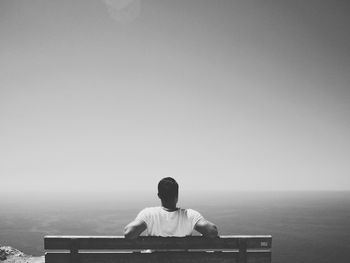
top-left (0, 191), bottom-right (350, 263)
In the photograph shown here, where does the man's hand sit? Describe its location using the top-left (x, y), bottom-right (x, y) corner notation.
top-left (124, 220), bottom-right (147, 240)
top-left (194, 219), bottom-right (218, 238)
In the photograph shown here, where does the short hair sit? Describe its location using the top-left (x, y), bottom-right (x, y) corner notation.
top-left (158, 177), bottom-right (179, 202)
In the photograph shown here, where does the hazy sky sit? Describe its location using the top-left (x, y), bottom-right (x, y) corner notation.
top-left (1, 0), bottom-right (349, 193)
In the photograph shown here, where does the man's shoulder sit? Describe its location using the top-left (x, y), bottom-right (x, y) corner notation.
top-left (179, 208), bottom-right (201, 216)
top-left (179, 208), bottom-right (199, 212)
top-left (140, 206), bottom-right (161, 213)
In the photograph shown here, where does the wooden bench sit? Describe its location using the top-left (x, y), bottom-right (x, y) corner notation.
top-left (45, 235), bottom-right (272, 263)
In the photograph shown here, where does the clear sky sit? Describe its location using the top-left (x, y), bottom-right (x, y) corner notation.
top-left (1, 0), bottom-right (349, 193)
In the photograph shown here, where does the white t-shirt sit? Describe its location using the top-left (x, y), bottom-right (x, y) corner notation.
top-left (135, 207), bottom-right (204, 237)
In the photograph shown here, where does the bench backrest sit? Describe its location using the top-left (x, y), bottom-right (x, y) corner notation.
top-left (45, 235), bottom-right (272, 263)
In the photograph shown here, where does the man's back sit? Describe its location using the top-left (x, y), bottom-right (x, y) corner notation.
top-left (135, 207), bottom-right (203, 236)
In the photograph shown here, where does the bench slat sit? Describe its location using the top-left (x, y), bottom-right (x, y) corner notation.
top-left (44, 236), bottom-right (272, 250)
top-left (247, 252), bottom-right (272, 263)
top-left (46, 251), bottom-right (270, 263)
top-left (46, 252), bottom-right (235, 263)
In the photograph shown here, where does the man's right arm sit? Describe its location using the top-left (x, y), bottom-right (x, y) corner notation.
top-left (124, 219), bottom-right (147, 240)
top-left (194, 218), bottom-right (218, 238)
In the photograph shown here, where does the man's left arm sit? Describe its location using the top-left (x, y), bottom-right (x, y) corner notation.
top-left (189, 209), bottom-right (219, 238)
top-left (194, 218), bottom-right (218, 238)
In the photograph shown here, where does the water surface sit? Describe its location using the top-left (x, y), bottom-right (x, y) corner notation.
top-left (1, 191), bottom-right (349, 262)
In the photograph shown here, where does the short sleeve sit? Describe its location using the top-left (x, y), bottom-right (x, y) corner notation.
top-left (135, 208), bottom-right (150, 227)
top-left (187, 209), bottom-right (204, 229)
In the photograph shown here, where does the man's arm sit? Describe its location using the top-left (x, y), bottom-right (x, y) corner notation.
top-left (124, 220), bottom-right (147, 240)
top-left (194, 218), bottom-right (218, 238)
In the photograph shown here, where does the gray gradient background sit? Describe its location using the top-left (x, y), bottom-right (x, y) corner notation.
top-left (1, 0), bottom-right (349, 193)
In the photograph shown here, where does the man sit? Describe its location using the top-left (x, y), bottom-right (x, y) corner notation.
top-left (124, 177), bottom-right (218, 239)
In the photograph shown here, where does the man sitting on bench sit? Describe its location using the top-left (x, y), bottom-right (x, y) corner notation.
top-left (124, 177), bottom-right (218, 239)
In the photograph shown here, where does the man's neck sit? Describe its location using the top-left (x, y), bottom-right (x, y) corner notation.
top-left (161, 206), bottom-right (178, 212)
top-left (161, 203), bottom-right (178, 212)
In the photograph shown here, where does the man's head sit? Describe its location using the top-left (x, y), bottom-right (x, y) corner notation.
top-left (157, 177), bottom-right (179, 208)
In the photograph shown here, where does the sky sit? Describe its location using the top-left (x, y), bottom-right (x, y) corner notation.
top-left (0, 0), bottom-right (349, 194)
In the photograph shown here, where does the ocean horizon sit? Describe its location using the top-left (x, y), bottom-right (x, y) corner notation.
top-left (1, 191), bottom-right (350, 263)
